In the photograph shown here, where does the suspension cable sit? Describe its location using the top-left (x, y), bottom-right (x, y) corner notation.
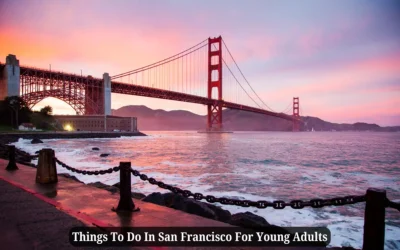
top-left (111, 38), bottom-right (208, 79)
top-left (112, 44), bottom-right (208, 80)
top-left (214, 44), bottom-right (262, 109)
top-left (221, 38), bottom-right (276, 112)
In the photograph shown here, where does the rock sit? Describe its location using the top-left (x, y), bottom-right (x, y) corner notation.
top-left (142, 192), bottom-right (290, 231)
top-left (104, 186), bottom-right (119, 194)
top-left (87, 181), bottom-right (119, 194)
top-left (228, 212), bottom-right (290, 234)
top-left (112, 183), bottom-right (146, 198)
top-left (165, 192), bottom-right (188, 210)
top-left (58, 173), bottom-right (84, 183)
top-left (229, 212), bottom-right (270, 228)
top-left (142, 192), bottom-right (221, 221)
top-left (204, 203), bottom-right (231, 222)
top-left (88, 181), bottom-right (109, 189)
top-left (142, 192), bottom-right (167, 206)
top-left (100, 153), bottom-right (109, 157)
top-left (35, 150), bottom-right (40, 154)
top-left (132, 192), bottom-right (146, 199)
top-left (183, 199), bottom-right (216, 220)
top-left (31, 138), bottom-right (43, 144)
top-left (92, 147), bottom-right (100, 151)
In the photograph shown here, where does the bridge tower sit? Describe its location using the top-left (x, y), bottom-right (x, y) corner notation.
top-left (0, 54), bottom-right (20, 100)
top-left (84, 73), bottom-right (111, 115)
top-left (292, 97), bottom-right (300, 132)
top-left (207, 36), bottom-right (223, 131)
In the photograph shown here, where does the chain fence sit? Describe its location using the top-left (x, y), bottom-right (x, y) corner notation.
top-left (386, 199), bottom-right (400, 212)
top-left (14, 148), bottom-right (39, 160)
top-left (55, 158), bottom-right (119, 176)
top-left (5, 145), bottom-right (400, 212)
top-left (129, 168), bottom-right (369, 209)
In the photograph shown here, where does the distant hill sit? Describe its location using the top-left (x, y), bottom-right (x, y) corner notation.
top-left (112, 105), bottom-right (400, 132)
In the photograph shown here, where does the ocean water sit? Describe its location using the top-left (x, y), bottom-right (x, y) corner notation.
top-left (12, 131), bottom-right (400, 249)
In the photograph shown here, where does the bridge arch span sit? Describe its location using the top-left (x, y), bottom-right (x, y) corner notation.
top-left (22, 89), bottom-right (98, 115)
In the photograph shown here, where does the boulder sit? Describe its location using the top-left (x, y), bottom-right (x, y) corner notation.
top-left (31, 138), bottom-right (43, 144)
top-left (88, 181), bottom-right (119, 193)
top-left (228, 212), bottom-right (290, 234)
top-left (204, 203), bottom-right (231, 222)
top-left (58, 173), bottom-right (84, 183)
top-left (35, 150), bottom-right (40, 154)
top-left (111, 183), bottom-right (146, 198)
top-left (100, 153), bottom-right (109, 157)
top-left (92, 147), bottom-right (100, 151)
top-left (142, 192), bottom-right (167, 206)
top-left (87, 181), bottom-right (108, 188)
top-left (167, 193), bottom-right (190, 211)
top-left (183, 199), bottom-right (216, 220)
top-left (132, 192), bottom-right (146, 199)
top-left (229, 212), bottom-right (270, 228)
top-left (141, 192), bottom-right (291, 230)
top-left (104, 186), bottom-right (119, 194)
top-left (142, 192), bottom-right (224, 221)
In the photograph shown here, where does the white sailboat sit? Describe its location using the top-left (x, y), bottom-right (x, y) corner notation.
top-left (311, 127), bottom-right (315, 132)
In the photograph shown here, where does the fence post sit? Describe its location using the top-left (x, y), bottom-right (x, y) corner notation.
top-left (6, 145), bottom-right (18, 171)
top-left (362, 188), bottom-right (386, 250)
top-left (36, 148), bottom-right (58, 184)
top-left (113, 162), bottom-right (140, 212)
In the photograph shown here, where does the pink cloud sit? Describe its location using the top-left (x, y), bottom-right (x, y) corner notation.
top-left (263, 51), bottom-right (400, 102)
top-left (314, 98), bottom-right (400, 124)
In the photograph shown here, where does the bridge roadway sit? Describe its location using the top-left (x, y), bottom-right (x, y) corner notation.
top-left (6, 65), bottom-right (297, 122)
top-left (0, 159), bottom-right (345, 250)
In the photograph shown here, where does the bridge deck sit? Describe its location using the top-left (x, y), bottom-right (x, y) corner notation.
top-left (0, 159), bottom-right (338, 249)
top-left (0, 63), bottom-right (300, 123)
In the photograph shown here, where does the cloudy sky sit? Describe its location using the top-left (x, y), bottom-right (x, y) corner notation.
top-left (1, 0), bottom-right (399, 126)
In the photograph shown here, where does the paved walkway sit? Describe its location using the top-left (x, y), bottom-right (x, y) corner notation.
top-left (0, 178), bottom-right (126, 250)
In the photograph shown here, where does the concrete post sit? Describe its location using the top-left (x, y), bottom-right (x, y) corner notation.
top-left (112, 162), bottom-right (140, 212)
top-left (36, 149), bottom-right (58, 184)
top-left (103, 73), bottom-right (111, 116)
top-left (6, 145), bottom-right (18, 171)
top-left (362, 188), bottom-right (386, 250)
top-left (0, 54), bottom-right (20, 100)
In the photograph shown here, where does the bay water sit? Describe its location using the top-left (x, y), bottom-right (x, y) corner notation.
top-left (13, 131), bottom-right (400, 249)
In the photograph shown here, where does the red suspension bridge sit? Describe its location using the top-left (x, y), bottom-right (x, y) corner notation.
top-left (0, 36), bottom-right (302, 131)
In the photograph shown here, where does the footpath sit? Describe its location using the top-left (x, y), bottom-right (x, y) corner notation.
top-left (0, 159), bottom-right (345, 250)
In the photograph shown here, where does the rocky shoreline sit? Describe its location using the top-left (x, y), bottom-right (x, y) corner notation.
top-left (0, 140), bottom-right (358, 249)
top-left (0, 131), bottom-right (147, 145)
top-left (85, 180), bottom-right (288, 231)
top-left (75, 177), bottom-right (358, 249)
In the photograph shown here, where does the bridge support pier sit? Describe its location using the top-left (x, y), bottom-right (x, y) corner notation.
top-left (0, 54), bottom-right (20, 100)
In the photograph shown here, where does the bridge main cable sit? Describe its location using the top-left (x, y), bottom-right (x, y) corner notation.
top-left (217, 43), bottom-right (263, 109)
top-left (221, 38), bottom-right (276, 112)
top-left (111, 38), bottom-right (209, 80)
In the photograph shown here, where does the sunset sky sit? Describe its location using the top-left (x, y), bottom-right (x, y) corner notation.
top-left (1, 0), bottom-right (399, 126)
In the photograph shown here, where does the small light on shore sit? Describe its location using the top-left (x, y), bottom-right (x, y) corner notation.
top-left (64, 124), bottom-right (73, 131)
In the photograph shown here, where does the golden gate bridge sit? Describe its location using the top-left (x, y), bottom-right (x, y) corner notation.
top-left (0, 36), bottom-right (302, 131)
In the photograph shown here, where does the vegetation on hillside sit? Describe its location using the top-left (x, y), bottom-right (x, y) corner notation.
top-left (0, 96), bottom-right (62, 131)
